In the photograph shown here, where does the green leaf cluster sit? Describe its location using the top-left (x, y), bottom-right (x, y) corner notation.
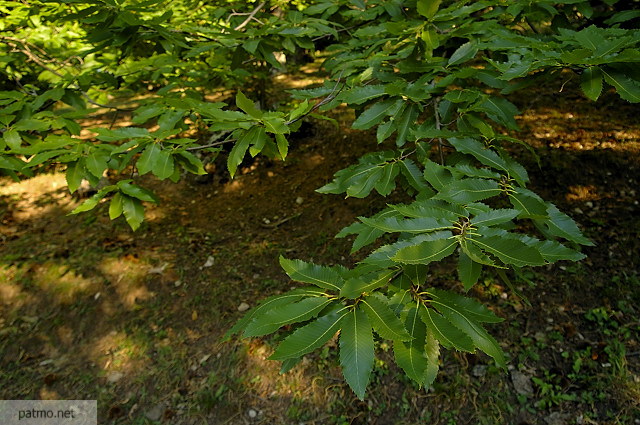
top-left (2, 0), bottom-right (637, 399)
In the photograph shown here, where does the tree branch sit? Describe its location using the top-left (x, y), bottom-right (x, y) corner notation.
top-left (284, 70), bottom-right (345, 126)
top-left (1, 36), bottom-right (132, 111)
top-left (233, 2), bottom-right (267, 31)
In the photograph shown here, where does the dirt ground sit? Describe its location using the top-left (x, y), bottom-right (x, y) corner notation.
top-left (1, 74), bottom-right (639, 424)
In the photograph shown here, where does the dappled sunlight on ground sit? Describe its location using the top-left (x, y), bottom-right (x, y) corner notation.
top-left (88, 330), bottom-right (149, 375)
top-left (98, 256), bottom-right (155, 308)
top-left (31, 263), bottom-right (98, 304)
top-left (519, 103), bottom-right (640, 153)
top-left (565, 185), bottom-right (601, 202)
top-left (0, 271), bottom-right (32, 313)
top-left (234, 338), bottom-right (341, 420)
top-left (0, 173), bottom-right (72, 222)
top-left (1, 79), bottom-right (639, 422)
top-left (222, 177), bottom-right (245, 193)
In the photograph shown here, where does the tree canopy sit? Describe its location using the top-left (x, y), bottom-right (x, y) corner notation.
top-left (2, 0), bottom-right (639, 398)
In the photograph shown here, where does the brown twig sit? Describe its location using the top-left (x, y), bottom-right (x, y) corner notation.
top-left (284, 70), bottom-right (345, 126)
top-left (0, 36), bottom-right (132, 111)
top-left (259, 213), bottom-right (301, 229)
top-left (233, 2), bottom-right (267, 31)
top-left (185, 137), bottom-right (237, 151)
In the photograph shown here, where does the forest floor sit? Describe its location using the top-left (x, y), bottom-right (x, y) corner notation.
top-left (1, 68), bottom-right (639, 425)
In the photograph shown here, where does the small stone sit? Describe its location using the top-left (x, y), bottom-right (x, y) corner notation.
top-left (148, 263), bottom-right (168, 274)
top-left (544, 412), bottom-right (570, 425)
top-left (248, 409), bottom-right (257, 418)
top-left (174, 280), bottom-right (182, 287)
top-left (585, 201), bottom-right (593, 208)
top-left (472, 365), bottom-right (488, 377)
top-left (295, 197), bottom-right (304, 205)
top-left (237, 302), bottom-right (250, 312)
top-left (201, 256), bottom-right (215, 268)
top-left (107, 371), bottom-right (124, 384)
top-left (511, 371), bottom-right (534, 396)
top-left (145, 404), bottom-right (164, 422)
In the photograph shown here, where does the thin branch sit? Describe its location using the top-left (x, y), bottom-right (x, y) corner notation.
top-left (186, 132), bottom-right (236, 151)
top-left (398, 149), bottom-right (416, 161)
top-left (284, 69), bottom-right (345, 126)
top-left (233, 2), bottom-right (266, 31)
top-left (524, 17), bottom-right (540, 35)
top-left (1, 36), bottom-right (132, 111)
top-left (311, 25), bottom-right (359, 42)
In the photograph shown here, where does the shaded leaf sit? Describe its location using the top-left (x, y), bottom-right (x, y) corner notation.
top-left (472, 208), bottom-right (519, 227)
top-left (224, 288), bottom-right (324, 340)
top-left (109, 192), bottom-right (124, 219)
top-left (152, 149), bottom-right (175, 180)
top-left (66, 160), bottom-right (85, 193)
top-left (536, 240), bottom-right (586, 262)
top-left (122, 195), bottom-right (145, 231)
top-left (429, 298), bottom-right (505, 367)
top-left (70, 186), bottom-right (116, 214)
top-left (361, 294), bottom-right (411, 341)
top-left (602, 68), bottom-right (640, 103)
top-left (340, 269), bottom-right (395, 299)
top-left (417, 0), bottom-right (442, 19)
top-left (270, 309), bottom-right (347, 360)
top-left (436, 178), bottom-right (501, 204)
top-left (392, 238), bottom-right (457, 265)
top-left (137, 143), bottom-right (160, 175)
top-left (3, 129), bottom-right (21, 150)
top-left (448, 42), bottom-right (478, 67)
top-left (117, 180), bottom-right (158, 203)
top-left (86, 151), bottom-right (110, 178)
top-left (243, 297), bottom-right (331, 337)
top-left (399, 159), bottom-right (432, 193)
top-left (427, 288), bottom-right (503, 324)
top-left (340, 308), bottom-right (375, 400)
top-left (423, 325), bottom-right (440, 389)
top-left (236, 91), bottom-right (263, 118)
top-left (342, 85), bottom-right (387, 105)
top-left (581, 67), bottom-right (603, 101)
top-left (280, 256), bottom-right (344, 292)
top-left (394, 306), bottom-right (428, 385)
top-left (448, 138), bottom-right (508, 172)
top-left (423, 159), bottom-right (453, 190)
top-left (541, 204), bottom-right (594, 246)
top-left (470, 235), bottom-right (545, 267)
top-left (359, 216), bottom-right (452, 234)
top-left (418, 304), bottom-right (475, 351)
top-left (352, 99), bottom-right (402, 130)
top-left (458, 251), bottom-right (481, 291)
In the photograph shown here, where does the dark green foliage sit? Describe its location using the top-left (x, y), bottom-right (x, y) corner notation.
top-left (1, 0), bottom-right (638, 399)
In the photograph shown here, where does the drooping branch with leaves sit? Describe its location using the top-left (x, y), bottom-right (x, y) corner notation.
top-left (1, 0), bottom-right (639, 400)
